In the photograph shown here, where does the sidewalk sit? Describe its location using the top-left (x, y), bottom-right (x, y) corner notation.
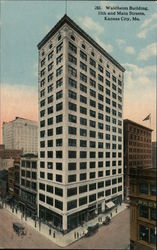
top-left (3, 202), bottom-right (127, 247)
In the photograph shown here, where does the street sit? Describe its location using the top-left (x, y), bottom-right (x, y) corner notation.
top-left (0, 208), bottom-right (130, 249)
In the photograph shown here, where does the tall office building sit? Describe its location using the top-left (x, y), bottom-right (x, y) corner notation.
top-left (37, 15), bottom-right (125, 232)
top-left (2, 117), bottom-right (38, 154)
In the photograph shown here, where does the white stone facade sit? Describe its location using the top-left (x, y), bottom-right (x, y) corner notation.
top-left (38, 15), bottom-right (125, 231)
top-left (2, 117), bottom-right (38, 154)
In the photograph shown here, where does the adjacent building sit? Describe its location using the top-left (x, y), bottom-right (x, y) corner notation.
top-left (152, 141), bottom-right (156, 168)
top-left (124, 119), bottom-right (152, 200)
top-left (19, 154), bottom-right (38, 218)
top-left (37, 14), bottom-right (125, 232)
top-left (0, 144), bottom-right (22, 160)
top-left (8, 157), bottom-right (21, 199)
top-left (0, 144), bottom-right (22, 200)
top-left (2, 117), bottom-right (38, 154)
top-left (129, 167), bottom-right (156, 250)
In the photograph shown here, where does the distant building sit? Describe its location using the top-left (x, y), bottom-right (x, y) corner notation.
top-left (19, 154), bottom-right (38, 218)
top-left (129, 167), bottom-right (156, 250)
top-left (123, 119), bottom-right (153, 200)
top-left (152, 142), bottom-right (156, 168)
top-left (2, 117), bottom-right (38, 154)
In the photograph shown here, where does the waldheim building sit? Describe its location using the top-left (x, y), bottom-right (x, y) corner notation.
top-left (37, 14), bottom-right (125, 232)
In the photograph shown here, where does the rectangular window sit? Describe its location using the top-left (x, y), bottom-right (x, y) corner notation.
top-left (69, 78), bottom-right (77, 88)
top-left (68, 162), bottom-right (76, 171)
top-left (69, 90), bottom-right (77, 100)
top-left (89, 194), bottom-right (96, 202)
top-left (48, 51), bottom-right (53, 60)
top-left (69, 114), bottom-right (77, 123)
top-left (80, 61), bottom-right (87, 71)
top-left (80, 173), bottom-right (87, 181)
top-left (56, 54), bottom-right (63, 64)
top-left (80, 73), bottom-right (87, 83)
top-left (79, 185), bottom-right (87, 193)
top-left (68, 138), bottom-right (76, 147)
top-left (90, 58), bottom-right (96, 67)
top-left (69, 42), bottom-right (77, 53)
top-left (139, 183), bottom-right (148, 194)
top-left (80, 117), bottom-right (87, 126)
top-left (68, 174), bottom-right (76, 183)
top-left (56, 42), bottom-right (63, 53)
top-left (79, 197), bottom-right (87, 206)
top-left (69, 102), bottom-right (77, 112)
top-left (56, 78), bottom-right (63, 88)
top-left (68, 126), bottom-right (77, 135)
top-left (68, 151), bottom-right (76, 158)
top-left (67, 200), bottom-right (77, 210)
top-left (56, 102), bottom-right (63, 111)
top-left (80, 50), bottom-right (87, 61)
top-left (90, 68), bottom-right (96, 78)
top-left (68, 65), bottom-right (77, 77)
top-left (67, 187), bottom-right (77, 197)
top-left (68, 53), bottom-right (77, 65)
top-left (55, 199), bottom-right (63, 210)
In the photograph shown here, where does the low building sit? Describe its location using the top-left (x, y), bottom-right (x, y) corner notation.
top-left (129, 167), bottom-right (156, 250)
top-left (0, 170), bottom-right (8, 199)
top-left (0, 144), bottom-right (22, 159)
top-left (19, 154), bottom-right (38, 218)
top-left (8, 158), bottom-right (21, 199)
top-left (123, 119), bottom-right (153, 200)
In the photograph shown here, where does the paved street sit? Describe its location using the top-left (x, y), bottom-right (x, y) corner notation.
top-left (0, 208), bottom-right (130, 249)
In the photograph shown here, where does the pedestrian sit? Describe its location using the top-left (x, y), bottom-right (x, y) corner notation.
top-left (77, 232), bottom-right (79, 238)
top-left (53, 231), bottom-right (55, 238)
top-left (74, 232), bottom-right (76, 238)
top-left (110, 212), bottom-right (112, 218)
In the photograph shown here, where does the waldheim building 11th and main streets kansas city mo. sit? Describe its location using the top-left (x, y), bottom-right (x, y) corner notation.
top-left (37, 14), bottom-right (125, 232)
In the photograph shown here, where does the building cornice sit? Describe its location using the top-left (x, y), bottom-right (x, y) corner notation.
top-left (124, 119), bottom-right (153, 132)
top-left (37, 14), bottom-right (125, 73)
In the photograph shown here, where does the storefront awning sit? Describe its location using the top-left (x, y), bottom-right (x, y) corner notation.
top-left (106, 201), bottom-right (115, 209)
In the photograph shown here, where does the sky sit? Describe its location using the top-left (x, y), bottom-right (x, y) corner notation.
top-left (0, 0), bottom-right (156, 142)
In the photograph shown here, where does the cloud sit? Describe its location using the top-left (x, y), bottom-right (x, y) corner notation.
top-left (141, 12), bottom-right (157, 29)
top-left (125, 46), bottom-right (135, 55)
top-left (137, 12), bottom-right (157, 39)
top-left (95, 37), bottom-right (113, 53)
top-left (116, 39), bottom-right (135, 55)
top-left (137, 43), bottom-right (156, 61)
top-left (100, 0), bottom-right (114, 9)
top-left (44, 25), bottom-right (51, 33)
top-left (123, 63), bottom-right (156, 88)
top-left (116, 39), bottom-right (126, 47)
top-left (78, 16), bottom-right (104, 35)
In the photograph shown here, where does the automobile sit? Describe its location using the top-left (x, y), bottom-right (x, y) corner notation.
top-left (103, 216), bottom-right (111, 225)
top-left (85, 223), bottom-right (99, 237)
top-left (13, 222), bottom-right (26, 236)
